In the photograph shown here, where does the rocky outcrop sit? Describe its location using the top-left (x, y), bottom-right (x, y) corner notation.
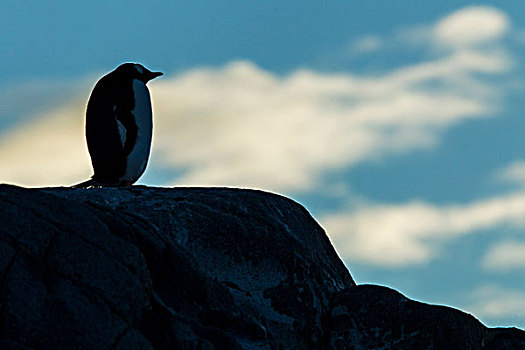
top-left (328, 285), bottom-right (525, 349)
top-left (0, 184), bottom-right (523, 349)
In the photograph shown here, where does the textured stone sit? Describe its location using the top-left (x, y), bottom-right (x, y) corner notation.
top-left (0, 184), bottom-right (523, 349)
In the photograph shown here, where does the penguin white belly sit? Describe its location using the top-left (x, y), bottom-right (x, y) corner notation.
top-left (121, 79), bottom-right (153, 183)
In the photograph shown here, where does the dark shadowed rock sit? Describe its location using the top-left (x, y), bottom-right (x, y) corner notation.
top-left (0, 185), bottom-right (523, 349)
top-left (327, 285), bottom-right (525, 349)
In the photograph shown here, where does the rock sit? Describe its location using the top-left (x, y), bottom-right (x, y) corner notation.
top-left (327, 285), bottom-right (525, 349)
top-left (0, 184), bottom-right (523, 349)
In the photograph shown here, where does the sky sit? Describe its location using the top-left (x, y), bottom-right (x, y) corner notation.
top-left (1, 1), bottom-right (524, 329)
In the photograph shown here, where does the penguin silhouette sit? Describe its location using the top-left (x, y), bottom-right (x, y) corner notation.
top-left (75, 63), bottom-right (162, 187)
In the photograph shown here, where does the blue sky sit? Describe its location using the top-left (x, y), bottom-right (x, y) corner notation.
top-left (1, 1), bottom-right (524, 329)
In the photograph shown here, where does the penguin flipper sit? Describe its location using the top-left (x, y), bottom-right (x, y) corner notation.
top-left (116, 108), bottom-right (138, 156)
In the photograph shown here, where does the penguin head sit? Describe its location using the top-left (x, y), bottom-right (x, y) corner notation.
top-left (115, 63), bottom-right (163, 83)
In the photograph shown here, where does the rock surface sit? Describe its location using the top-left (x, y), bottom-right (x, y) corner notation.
top-left (0, 184), bottom-right (523, 349)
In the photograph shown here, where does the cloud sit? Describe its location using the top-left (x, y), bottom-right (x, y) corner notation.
top-left (467, 285), bottom-right (525, 326)
top-left (321, 191), bottom-right (525, 267)
top-left (495, 160), bottom-right (525, 188)
top-left (148, 47), bottom-right (507, 192)
top-left (347, 35), bottom-right (383, 55)
top-left (482, 240), bottom-right (525, 272)
top-left (0, 96), bottom-right (92, 187)
top-left (434, 6), bottom-right (509, 48)
top-left (396, 6), bottom-right (509, 51)
top-left (0, 79), bottom-right (90, 132)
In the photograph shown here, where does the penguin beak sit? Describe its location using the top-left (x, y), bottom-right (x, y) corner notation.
top-left (146, 71), bottom-right (163, 82)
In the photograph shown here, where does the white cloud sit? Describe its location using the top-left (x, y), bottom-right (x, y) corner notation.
top-left (348, 35), bottom-right (383, 54)
top-left (0, 96), bottom-right (92, 187)
top-left (495, 160), bottom-right (525, 188)
top-left (482, 240), bottom-right (525, 272)
top-left (321, 191), bottom-right (525, 267)
top-left (467, 285), bottom-right (525, 326)
top-left (0, 79), bottom-right (89, 130)
top-left (148, 50), bottom-right (507, 192)
top-left (434, 6), bottom-right (509, 48)
top-left (395, 6), bottom-right (509, 52)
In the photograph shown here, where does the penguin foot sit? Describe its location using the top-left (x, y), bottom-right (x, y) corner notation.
top-left (72, 178), bottom-right (135, 188)
top-left (72, 179), bottom-right (94, 188)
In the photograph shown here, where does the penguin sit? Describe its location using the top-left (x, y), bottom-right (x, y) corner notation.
top-left (75, 63), bottom-right (162, 187)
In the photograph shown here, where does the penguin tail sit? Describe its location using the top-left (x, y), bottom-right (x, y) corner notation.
top-left (72, 179), bottom-right (94, 188)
